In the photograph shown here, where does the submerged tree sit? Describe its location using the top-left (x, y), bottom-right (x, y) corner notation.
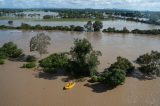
top-left (68, 38), bottom-right (101, 76)
top-left (103, 68), bottom-right (126, 86)
top-left (109, 56), bottom-right (135, 74)
top-left (84, 21), bottom-right (93, 32)
top-left (93, 21), bottom-right (103, 31)
top-left (137, 51), bottom-right (160, 78)
top-left (30, 33), bottom-right (51, 56)
top-left (8, 20), bottom-right (13, 25)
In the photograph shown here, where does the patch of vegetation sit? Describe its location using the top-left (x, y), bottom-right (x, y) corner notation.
top-left (67, 38), bottom-right (101, 77)
top-left (132, 29), bottom-right (160, 35)
top-left (0, 42), bottom-right (23, 58)
top-left (30, 33), bottom-right (51, 56)
top-left (108, 56), bottom-right (135, 74)
top-left (93, 21), bottom-right (103, 31)
top-left (137, 51), bottom-right (160, 78)
top-left (22, 62), bottom-right (36, 69)
top-left (8, 20), bottom-right (13, 25)
top-left (26, 55), bottom-right (36, 62)
top-left (103, 27), bottom-right (130, 33)
top-left (91, 57), bottom-right (133, 87)
top-left (103, 68), bottom-right (126, 86)
top-left (0, 59), bottom-right (5, 65)
top-left (0, 50), bottom-right (7, 59)
top-left (40, 53), bottom-right (69, 73)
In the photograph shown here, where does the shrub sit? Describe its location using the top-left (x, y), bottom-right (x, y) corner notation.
top-left (0, 50), bottom-right (6, 59)
top-left (109, 56), bottom-right (134, 74)
top-left (104, 68), bottom-right (126, 86)
top-left (40, 53), bottom-right (69, 73)
top-left (1, 42), bottom-right (23, 58)
top-left (26, 55), bottom-right (36, 62)
top-left (22, 62), bottom-right (36, 69)
top-left (0, 59), bottom-right (5, 65)
top-left (8, 20), bottom-right (13, 25)
top-left (91, 75), bottom-right (98, 82)
top-left (137, 51), bottom-right (160, 78)
top-left (11, 49), bottom-right (23, 58)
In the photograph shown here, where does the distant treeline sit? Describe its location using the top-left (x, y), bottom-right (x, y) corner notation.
top-left (0, 23), bottom-right (84, 32)
top-left (103, 27), bottom-right (160, 35)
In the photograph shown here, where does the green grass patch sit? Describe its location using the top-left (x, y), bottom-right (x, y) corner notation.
top-left (0, 59), bottom-right (5, 65)
top-left (22, 62), bottom-right (36, 69)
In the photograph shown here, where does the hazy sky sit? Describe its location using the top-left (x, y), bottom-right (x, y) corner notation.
top-left (0, 0), bottom-right (160, 11)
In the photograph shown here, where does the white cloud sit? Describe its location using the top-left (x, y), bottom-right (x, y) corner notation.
top-left (0, 0), bottom-right (160, 11)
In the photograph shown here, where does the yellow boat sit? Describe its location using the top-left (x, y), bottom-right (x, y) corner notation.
top-left (64, 81), bottom-right (76, 90)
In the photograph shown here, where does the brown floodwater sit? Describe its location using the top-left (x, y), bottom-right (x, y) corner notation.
top-left (0, 30), bottom-right (160, 70)
top-left (0, 30), bottom-right (160, 106)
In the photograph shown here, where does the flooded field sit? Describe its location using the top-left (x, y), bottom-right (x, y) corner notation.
top-left (0, 30), bottom-right (160, 106)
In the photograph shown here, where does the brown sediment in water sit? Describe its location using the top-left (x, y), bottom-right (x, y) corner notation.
top-left (0, 30), bottom-right (160, 106)
top-left (0, 60), bottom-right (160, 106)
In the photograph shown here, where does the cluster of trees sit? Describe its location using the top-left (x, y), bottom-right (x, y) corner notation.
top-left (103, 27), bottom-right (160, 35)
top-left (91, 57), bottom-right (134, 86)
top-left (43, 15), bottom-right (53, 19)
top-left (8, 20), bottom-right (13, 25)
top-left (84, 21), bottom-right (103, 31)
top-left (40, 38), bottom-right (102, 77)
top-left (0, 24), bottom-right (85, 32)
top-left (0, 42), bottom-right (23, 64)
top-left (58, 10), bottom-right (104, 19)
top-left (103, 27), bottom-right (130, 33)
top-left (0, 21), bottom-right (103, 32)
top-left (131, 29), bottom-right (160, 35)
top-left (32, 34), bottom-right (132, 87)
top-left (1, 32), bottom-right (160, 88)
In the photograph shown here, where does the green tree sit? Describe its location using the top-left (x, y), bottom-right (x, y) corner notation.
top-left (69, 38), bottom-right (101, 76)
top-left (103, 68), bottom-right (126, 86)
top-left (0, 42), bottom-right (23, 58)
top-left (122, 27), bottom-right (130, 33)
top-left (137, 51), bottom-right (160, 78)
top-left (109, 56), bottom-right (135, 74)
top-left (93, 21), bottom-right (103, 31)
top-left (30, 33), bottom-right (51, 57)
top-left (84, 21), bottom-right (93, 32)
top-left (8, 20), bottom-right (13, 25)
top-left (40, 53), bottom-right (69, 74)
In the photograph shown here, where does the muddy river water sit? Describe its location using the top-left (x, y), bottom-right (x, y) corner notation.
top-left (0, 22), bottom-right (160, 106)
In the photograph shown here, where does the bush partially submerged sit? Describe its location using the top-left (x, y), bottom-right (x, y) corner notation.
top-left (137, 51), bottom-right (160, 78)
top-left (109, 56), bottom-right (135, 74)
top-left (26, 55), bottom-right (36, 62)
top-left (103, 68), bottom-right (126, 86)
top-left (91, 57), bottom-right (132, 87)
top-left (40, 53), bottom-right (69, 73)
top-left (22, 62), bottom-right (36, 69)
top-left (0, 50), bottom-right (7, 59)
top-left (0, 42), bottom-right (23, 58)
top-left (0, 59), bottom-right (5, 65)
